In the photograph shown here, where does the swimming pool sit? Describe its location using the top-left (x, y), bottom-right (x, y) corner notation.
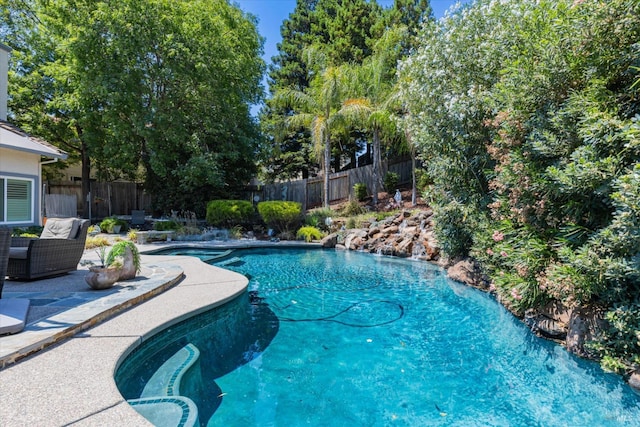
top-left (116, 248), bottom-right (640, 426)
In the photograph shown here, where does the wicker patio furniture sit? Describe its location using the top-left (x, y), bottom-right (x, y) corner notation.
top-left (6, 218), bottom-right (89, 280)
top-left (0, 229), bottom-right (10, 296)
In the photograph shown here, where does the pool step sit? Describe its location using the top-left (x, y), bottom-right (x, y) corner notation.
top-left (141, 343), bottom-right (200, 398)
top-left (128, 396), bottom-right (198, 427)
top-left (129, 343), bottom-right (201, 427)
top-left (215, 256), bottom-right (245, 267)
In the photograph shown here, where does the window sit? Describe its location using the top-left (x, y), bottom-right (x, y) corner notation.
top-left (0, 177), bottom-right (34, 223)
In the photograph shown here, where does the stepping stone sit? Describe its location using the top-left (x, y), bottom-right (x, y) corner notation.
top-left (0, 298), bottom-right (31, 335)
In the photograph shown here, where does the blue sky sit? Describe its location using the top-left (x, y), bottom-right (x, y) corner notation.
top-left (235, 0), bottom-right (469, 66)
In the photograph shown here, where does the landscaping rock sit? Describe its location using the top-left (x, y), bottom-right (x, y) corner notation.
top-left (328, 210), bottom-right (441, 260)
top-left (524, 310), bottom-right (567, 340)
top-left (446, 258), bottom-right (488, 290)
top-left (523, 301), bottom-right (572, 340)
top-left (566, 305), bottom-right (606, 358)
top-left (629, 370), bottom-right (640, 392)
top-left (321, 233), bottom-right (338, 248)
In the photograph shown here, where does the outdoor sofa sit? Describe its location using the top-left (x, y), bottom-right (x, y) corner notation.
top-left (6, 218), bottom-right (89, 280)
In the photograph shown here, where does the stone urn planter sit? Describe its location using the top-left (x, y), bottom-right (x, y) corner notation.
top-left (85, 265), bottom-right (121, 290)
top-left (118, 246), bottom-right (137, 280)
top-left (86, 241), bottom-right (141, 290)
top-left (105, 241), bottom-right (141, 281)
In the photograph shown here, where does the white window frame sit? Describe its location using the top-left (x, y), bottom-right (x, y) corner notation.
top-left (0, 175), bottom-right (36, 225)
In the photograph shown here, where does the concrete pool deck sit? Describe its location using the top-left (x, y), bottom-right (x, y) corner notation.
top-left (0, 240), bottom-right (316, 426)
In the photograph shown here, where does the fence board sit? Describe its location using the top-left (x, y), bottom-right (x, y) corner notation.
top-left (44, 194), bottom-right (77, 218)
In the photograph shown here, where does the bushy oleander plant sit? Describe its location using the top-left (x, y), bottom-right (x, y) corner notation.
top-left (257, 201), bottom-right (302, 234)
top-left (206, 200), bottom-right (255, 227)
top-left (400, 0), bottom-right (640, 371)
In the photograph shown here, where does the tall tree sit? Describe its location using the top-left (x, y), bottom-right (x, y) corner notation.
top-left (261, 0), bottom-right (319, 182)
top-left (311, 0), bottom-right (383, 66)
top-left (3, 0), bottom-right (264, 216)
top-left (340, 26), bottom-right (407, 206)
top-left (273, 63), bottom-right (349, 208)
top-left (262, 0), bottom-right (387, 183)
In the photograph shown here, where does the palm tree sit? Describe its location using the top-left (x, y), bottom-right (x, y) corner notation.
top-left (339, 28), bottom-right (406, 207)
top-left (272, 65), bottom-right (348, 208)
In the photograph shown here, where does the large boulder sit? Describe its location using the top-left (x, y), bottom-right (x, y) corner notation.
top-left (321, 233), bottom-right (338, 248)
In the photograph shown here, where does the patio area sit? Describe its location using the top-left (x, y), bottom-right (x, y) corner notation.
top-left (0, 240), bottom-right (260, 426)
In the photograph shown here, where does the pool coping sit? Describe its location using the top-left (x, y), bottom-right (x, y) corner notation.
top-left (0, 241), bottom-right (318, 426)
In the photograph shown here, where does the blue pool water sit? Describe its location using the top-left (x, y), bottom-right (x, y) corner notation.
top-left (116, 248), bottom-right (640, 426)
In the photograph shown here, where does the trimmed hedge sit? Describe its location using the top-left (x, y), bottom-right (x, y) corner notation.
top-left (257, 201), bottom-right (302, 234)
top-left (206, 199), bottom-right (255, 226)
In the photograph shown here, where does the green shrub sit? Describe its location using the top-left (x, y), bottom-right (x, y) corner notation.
top-left (340, 200), bottom-right (365, 216)
top-left (257, 201), bottom-right (302, 234)
top-left (416, 169), bottom-right (434, 193)
top-left (354, 183), bottom-right (368, 201)
top-left (433, 201), bottom-right (475, 258)
top-left (206, 200), bottom-right (255, 227)
top-left (305, 208), bottom-right (334, 231)
top-left (587, 304), bottom-right (640, 374)
top-left (383, 172), bottom-right (400, 193)
top-left (153, 219), bottom-right (180, 231)
top-left (11, 226), bottom-right (43, 237)
top-left (229, 225), bottom-right (244, 239)
top-left (100, 217), bottom-right (128, 233)
top-left (346, 217), bottom-right (356, 229)
top-left (296, 226), bottom-right (323, 242)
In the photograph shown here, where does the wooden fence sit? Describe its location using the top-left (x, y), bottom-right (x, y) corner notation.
top-left (262, 158), bottom-right (413, 210)
top-left (45, 181), bottom-right (152, 221)
top-left (45, 158), bottom-right (413, 219)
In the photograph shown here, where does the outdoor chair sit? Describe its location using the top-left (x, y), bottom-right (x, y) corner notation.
top-left (6, 218), bottom-right (89, 280)
top-left (0, 229), bottom-right (10, 296)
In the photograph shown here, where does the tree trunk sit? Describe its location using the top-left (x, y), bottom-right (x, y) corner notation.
top-left (372, 129), bottom-right (382, 207)
top-left (323, 131), bottom-right (331, 208)
top-left (81, 141), bottom-right (91, 219)
top-left (411, 147), bottom-right (417, 206)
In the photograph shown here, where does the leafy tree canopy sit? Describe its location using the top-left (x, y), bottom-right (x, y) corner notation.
top-left (2, 0), bottom-right (264, 215)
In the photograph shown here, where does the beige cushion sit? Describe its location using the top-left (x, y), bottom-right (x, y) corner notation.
top-left (40, 218), bottom-right (79, 239)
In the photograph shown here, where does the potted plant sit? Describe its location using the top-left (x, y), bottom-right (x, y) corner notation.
top-left (85, 242), bottom-right (141, 289)
top-left (106, 240), bottom-right (141, 280)
top-left (99, 217), bottom-right (128, 234)
top-left (85, 247), bottom-right (122, 290)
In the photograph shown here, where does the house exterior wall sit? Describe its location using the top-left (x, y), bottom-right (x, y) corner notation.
top-left (0, 146), bottom-right (43, 226)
